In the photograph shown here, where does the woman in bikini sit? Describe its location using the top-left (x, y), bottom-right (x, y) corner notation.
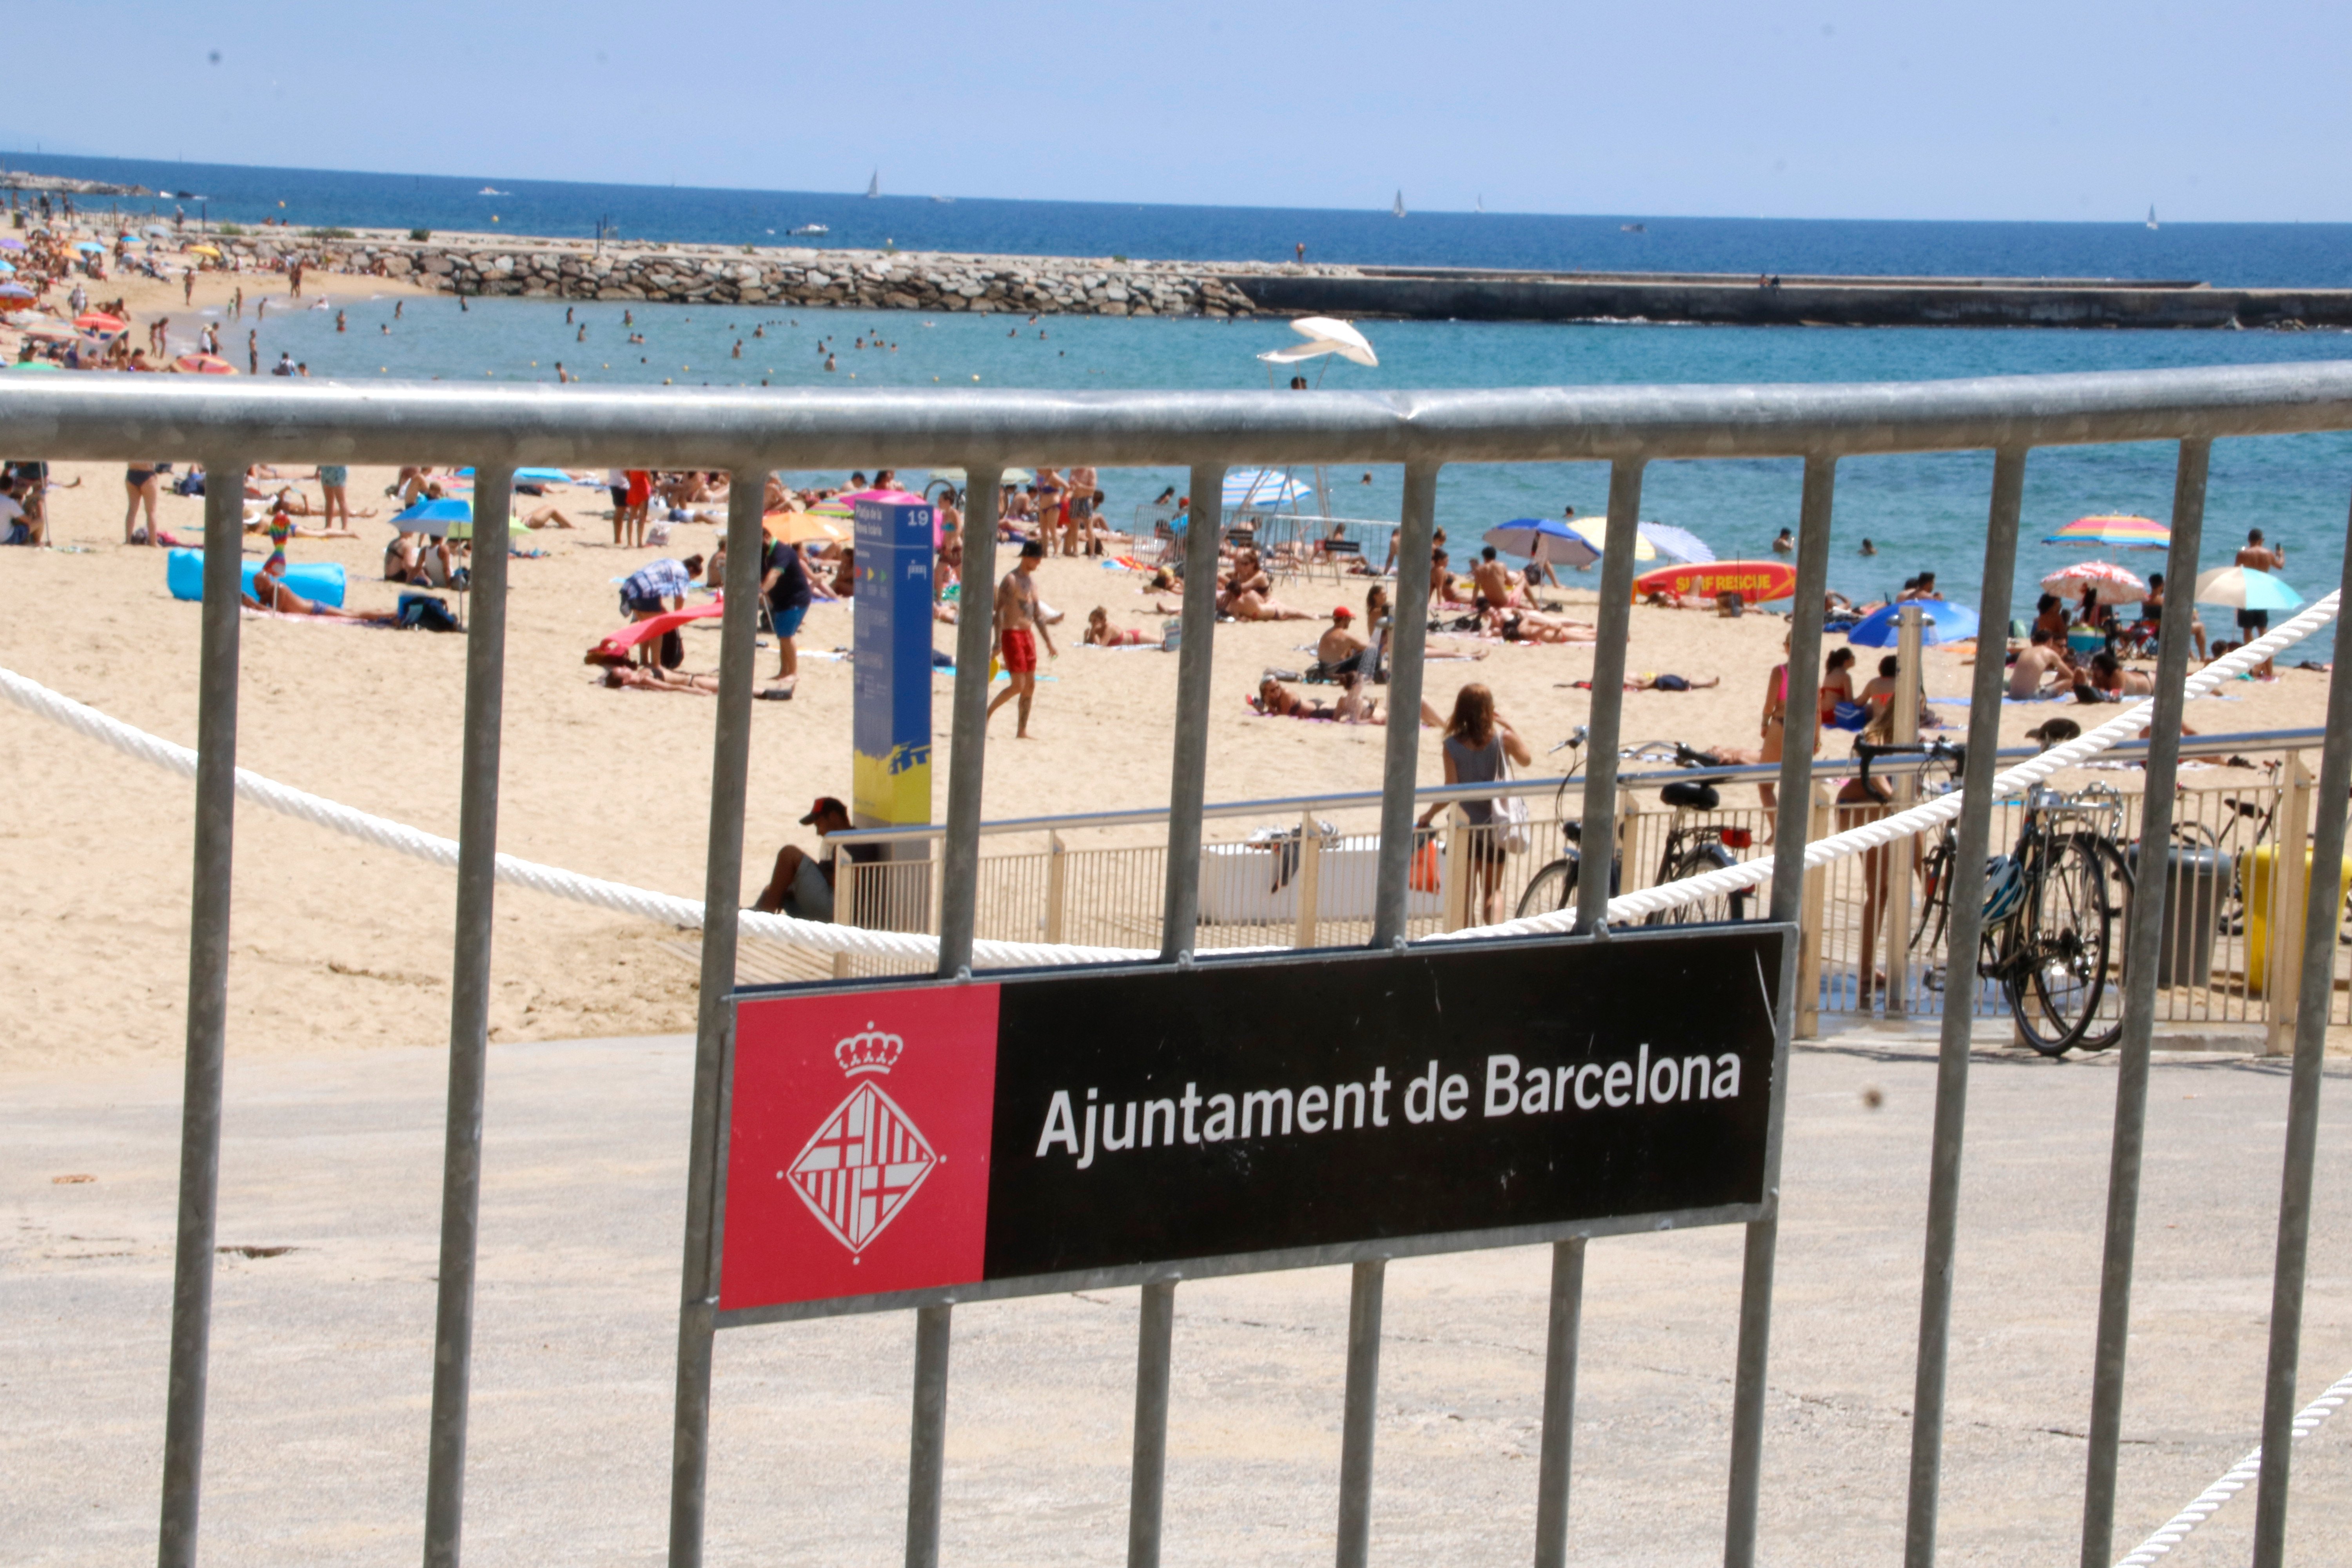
top-left (1083, 607), bottom-right (1149, 646)
top-left (242, 570), bottom-right (400, 622)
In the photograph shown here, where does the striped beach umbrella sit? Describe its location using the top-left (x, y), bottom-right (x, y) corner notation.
top-left (2041, 560), bottom-right (2149, 605)
top-left (2044, 514), bottom-right (2171, 550)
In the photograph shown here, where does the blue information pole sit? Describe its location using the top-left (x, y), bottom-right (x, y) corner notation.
top-left (852, 494), bottom-right (936, 852)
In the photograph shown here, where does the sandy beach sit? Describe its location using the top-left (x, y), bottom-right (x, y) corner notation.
top-left (0, 457), bottom-right (2331, 1071)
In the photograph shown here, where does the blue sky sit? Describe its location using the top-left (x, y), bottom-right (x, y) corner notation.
top-left (7, 0), bottom-right (2346, 222)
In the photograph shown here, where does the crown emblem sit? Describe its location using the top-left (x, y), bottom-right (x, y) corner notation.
top-left (835, 1023), bottom-right (904, 1076)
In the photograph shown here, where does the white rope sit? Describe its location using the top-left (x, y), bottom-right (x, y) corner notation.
top-left (3, 589), bottom-right (2337, 967)
top-left (0, 664), bottom-right (1155, 970)
top-left (1438, 591), bottom-right (2344, 942)
top-left (2113, 1362), bottom-right (2352, 1566)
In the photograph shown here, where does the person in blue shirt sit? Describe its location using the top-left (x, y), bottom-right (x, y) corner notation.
top-left (761, 534), bottom-right (815, 697)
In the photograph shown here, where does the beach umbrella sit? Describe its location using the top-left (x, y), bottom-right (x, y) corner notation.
top-left (763, 510), bottom-right (849, 545)
top-left (807, 497), bottom-right (853, 519)
top-left (1633, 520), bottom-right (1714, 564)
top-left (4, 359), bottom-right (62, 372)
top-left (927, 466), bottom-right (1031, 486)
top-left (1566, 515), bottom-right (1659, 562)
top-left (390, 497), bottom-right (475, 537)
top-left (2045, 514), bottom-right (2170, 550)
top-left (2192, 565), bottom-right (2303, 613)
top-left (1483, 518), bottom-right (1601, 569)
top-left (0, 282), bottom-right (36, 300)
top-left (0, 237), bottom-right (21, 250)
top-left (74, 241), bottom-right (106, 254)
top-left (74, 312), bottom-right (126, 334)
top-left (1223, 468), bottom-right (1313, 506)
top-left (2041, 560), bottom-right (2149, 605)
top-left (187, 244), bottom-right (221, 258)
top-left (1847, 599), bottom-right (1982, 647)
top-left (1279, 315), bottom-right (1378, 367)
top-left (455, 465), bottom-right (578, 485)
top-left (838, 488), bottom-right (927, 507)
top-left (173, 353), bottom-right (237, 375)
top-left (0, 261), bottom-right (12, 274)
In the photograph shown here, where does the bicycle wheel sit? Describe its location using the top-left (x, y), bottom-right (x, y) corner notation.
top-left (1644, 842), bottom-right (1749, 926)
top-left (2071, 838), bottom-right (2133, 1053)
top-left (1515, 855), bottom-right (1579, 921)
top-left (2002, 831), bottom-right (2114, 1055)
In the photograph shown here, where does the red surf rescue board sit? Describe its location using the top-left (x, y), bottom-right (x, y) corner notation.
top-left (1633, 559), bottom-right (1798, 603)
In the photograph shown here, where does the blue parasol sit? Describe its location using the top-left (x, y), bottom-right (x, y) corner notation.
top-left (1846, 599), bottom-right (1981, 647)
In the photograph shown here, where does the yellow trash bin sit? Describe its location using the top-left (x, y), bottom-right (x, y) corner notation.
top-left (2244, 846), bottom-right (2352, 996)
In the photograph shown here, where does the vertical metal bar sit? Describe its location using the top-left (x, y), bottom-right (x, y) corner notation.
top-left (1335, 1258), bottom-right (1387, 1568)
top-left (2263, 757), bottom-right (2315, 1053)
top-left (906, 1304), bottom-right (954, 1568)
top-left (666, 470), bottom-right (769, 1568)
top-left (2247, 490), bottom-right (2352, 1568)
top-left (1573, 459), bottom-right (1648, 933)
top-left (1372, 464), bottom-right (1440, 946)
top-left (1127, 1281), bottom-right (1178, 1568)
top-left (1532, 1238), bottom-right (1588, 1568)
top-left (1724, 452), bottom-right (1836, 1568)
top-left (1902, 446), bottom-right (2026, 1568)
top-left (421, 462), bottom-right (514, 1568)
top-left (156, 450), bottom-right (249, 1568)
top-left (937, 468), bottom-right (1005, 975)
top-left (1160, 463), bottom-right (1226, 961)
top-left (2080, 437), bottom-right (2208, 1568)
top-left (904, 470), bottom-right (1001, 1568)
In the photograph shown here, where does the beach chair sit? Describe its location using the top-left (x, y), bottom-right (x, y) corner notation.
top-left (1314, 536), bottom-right (1365, 585)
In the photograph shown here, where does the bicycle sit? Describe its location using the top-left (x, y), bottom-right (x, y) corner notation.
top-left (1870, 740), bottom-right (2131, 1056)
top-left (1513, 734), bottom-right (1760, 925)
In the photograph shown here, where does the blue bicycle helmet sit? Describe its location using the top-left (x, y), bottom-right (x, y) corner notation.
top-left (1981, 855), bottom-right (2027, 925)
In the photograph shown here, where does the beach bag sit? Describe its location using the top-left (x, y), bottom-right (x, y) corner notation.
top-left (1491, 753), bottom-right (1530, 856)
top-left (659, 629), bottom-right (686, 670)
top-left (1409, 833), bottom-right (1443, 895)
top-left (396, 593), bottom-right (461, 633)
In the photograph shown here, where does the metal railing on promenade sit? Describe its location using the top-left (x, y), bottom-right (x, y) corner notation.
top-left (7, 362), bottom-right (2352, 1568)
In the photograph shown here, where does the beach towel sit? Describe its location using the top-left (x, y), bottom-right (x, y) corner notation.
top-left (588, 598), bottom-right (724, 661)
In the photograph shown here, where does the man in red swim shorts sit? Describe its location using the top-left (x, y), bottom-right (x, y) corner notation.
top-left (987, 537), bottom-right (1056, 737)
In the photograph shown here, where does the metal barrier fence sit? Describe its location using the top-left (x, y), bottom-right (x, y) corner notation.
top-left (826, 736), bottom-right (2346, 1049)
top-left (8, 363), bottom-right (2352, 1568)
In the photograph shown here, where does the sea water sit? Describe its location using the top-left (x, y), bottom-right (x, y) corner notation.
top-left (22, 151), bottom-right (2352, 610)
top-left (16, 149), bottom-right (2352, 287)
top-left (239, 290), bottom-right (2352, 613)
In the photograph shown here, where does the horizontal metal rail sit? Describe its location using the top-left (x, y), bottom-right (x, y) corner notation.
top-left (824, 726), bottom-right (2329, 845)
top-left (5, 361), bottom-right (2352, 468)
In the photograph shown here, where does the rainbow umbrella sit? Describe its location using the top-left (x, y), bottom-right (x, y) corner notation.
top-left (2044, 514), bottom-right (2170, 550)
top-left (173, 353), bottom-right (238, 375)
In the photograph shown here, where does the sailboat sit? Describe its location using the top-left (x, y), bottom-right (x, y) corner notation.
top-left (866, 170), bottom-right (880, 199)
top-left (2147, 204), bottom-right (2159, 230)
top-left (1392, 189), bottom-right (1406, 219)
top-left (1475, 194), bottom-right (1484, 214)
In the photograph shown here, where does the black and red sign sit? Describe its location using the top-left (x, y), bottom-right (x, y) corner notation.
top-left (719, 927), bottom-right (1784, 1319)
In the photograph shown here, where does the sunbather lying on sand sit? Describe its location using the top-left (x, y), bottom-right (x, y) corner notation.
top-left (1220, 586), bottom-right (1316, 621)
top-left (241, 572), bottom-right (399, 622)
top-left (1255, 675), bottom-right (1441, 726)
top-left (1083, 607), bottom-right (1152, 646)
top-left (1494, 608), bottom-right (1598, 644)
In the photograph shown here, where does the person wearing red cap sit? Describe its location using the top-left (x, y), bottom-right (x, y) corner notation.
top-left (1316, 604), bottom-right (1368, 672)
top-left (750, 797), bottom-right (876, 921)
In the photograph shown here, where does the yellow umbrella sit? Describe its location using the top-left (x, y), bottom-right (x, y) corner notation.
top-left (187, 244), bottom-right (222, 258)
top-left (1566, 517), bottom-right (1657, 562)
top-left (762, 510), bottom-right (849, 545)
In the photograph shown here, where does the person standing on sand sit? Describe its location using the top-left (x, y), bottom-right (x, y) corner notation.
top-left (988, 539), bottom-right (1056, 738)
top-left (761, 529), bottom-right (815, 698)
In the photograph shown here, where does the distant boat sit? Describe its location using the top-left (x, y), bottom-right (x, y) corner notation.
top-left (1475, 194), bottom-right (1484, 213)
top-left (789, 223), bottom-right (829, 236)
top-left (478, 186), bottom-right (506, 196)
top-left (2147, 204), bottom-right (2160, 230)
top-left (1621, 222), bottom-right (1647, 233)
top-left (866, 171), bottom-right (880, 199)
top-left (931, 195), bottom-right (955, 203)
top-left (1392, 189), bottom-right (1406, 218)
